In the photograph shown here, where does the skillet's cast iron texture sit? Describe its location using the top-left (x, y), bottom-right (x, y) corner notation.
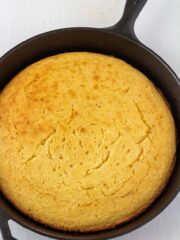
top-left (0, 0), bottom-right (179, 239)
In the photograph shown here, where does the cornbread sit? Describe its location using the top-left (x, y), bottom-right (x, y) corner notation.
top-left (0, 52), bottom-right (176, 232)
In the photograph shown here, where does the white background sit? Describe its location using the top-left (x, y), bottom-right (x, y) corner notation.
top-left (0, 0), bottom-right (180, 239)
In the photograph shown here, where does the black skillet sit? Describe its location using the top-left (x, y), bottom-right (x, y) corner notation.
top-left (0, 0), bottom-right (179, 239)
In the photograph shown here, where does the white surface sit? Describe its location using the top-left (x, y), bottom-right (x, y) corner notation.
top-left (0, 0), bottom-right (179, 239)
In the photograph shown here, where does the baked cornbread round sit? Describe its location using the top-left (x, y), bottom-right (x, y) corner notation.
top-left (0, 52), bottom-right (176, 232)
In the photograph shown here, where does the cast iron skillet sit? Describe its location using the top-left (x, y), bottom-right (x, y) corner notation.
top-left (0, 0), bottom-right (179, 239)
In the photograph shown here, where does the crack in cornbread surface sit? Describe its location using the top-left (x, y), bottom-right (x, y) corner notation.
top-left (0, 52), bottom-right (176, 231)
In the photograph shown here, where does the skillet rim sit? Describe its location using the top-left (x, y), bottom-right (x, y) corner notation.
top-left (0, 27), bottom-right (179, 240)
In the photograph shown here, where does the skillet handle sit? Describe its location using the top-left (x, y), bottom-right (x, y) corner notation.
top-left (0, 208), bottom-right (17, 240)
top-left (107, 0), bottom-right (147, 41)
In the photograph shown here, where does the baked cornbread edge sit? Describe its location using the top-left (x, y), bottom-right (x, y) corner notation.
top-left (0, 51), bottom-right (177, 232)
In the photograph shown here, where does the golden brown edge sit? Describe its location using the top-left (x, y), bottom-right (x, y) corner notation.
top-left (0, 54), bottom-right (177, 232)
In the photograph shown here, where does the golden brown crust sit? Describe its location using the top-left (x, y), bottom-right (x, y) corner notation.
top-left (0, 52), bottom-right (176, 232)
